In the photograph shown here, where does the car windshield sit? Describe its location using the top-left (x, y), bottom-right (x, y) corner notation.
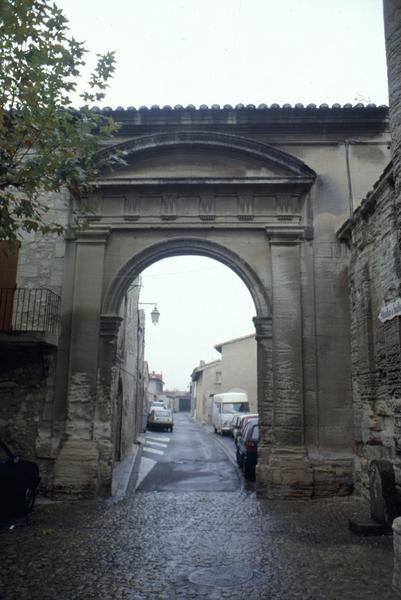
top-left (155, 410), bottom-right (171, 417)
top-left (222, 402), bottom-right (249, 414)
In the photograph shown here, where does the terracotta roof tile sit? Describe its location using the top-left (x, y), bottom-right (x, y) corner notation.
top-left (93, 102), bottom-right (388, 113)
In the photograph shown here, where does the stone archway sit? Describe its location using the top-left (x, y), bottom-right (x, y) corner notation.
top-left (53, 129), bottom-right (354, 499)
top-left (97, 237), bottom-right (274, 497)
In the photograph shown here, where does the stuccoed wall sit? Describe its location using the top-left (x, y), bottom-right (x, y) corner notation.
top-left (192, 360), bottom-right (222, 425)
top-left (216, 334), bottom-right (257, 412)
top-left (341, 163), bottom-right (401, 498)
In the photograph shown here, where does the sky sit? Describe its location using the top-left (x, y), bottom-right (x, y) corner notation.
top-left (139, 257), bottom-right (255, 390)
top-left (57, 0), bottom-right (388, 108)
top-left (56, 0), bottom-right (390, 389)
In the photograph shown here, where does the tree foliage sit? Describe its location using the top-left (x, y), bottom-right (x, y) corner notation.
top-left (0, 0), bottom-right (119, 242)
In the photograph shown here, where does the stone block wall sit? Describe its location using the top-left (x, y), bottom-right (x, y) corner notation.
top-left (0, 190), bottom-right (71, 494)
top-left (342, 162), bottom-right (401, 498)
top-left (16, 190), bottom-right (70, 293)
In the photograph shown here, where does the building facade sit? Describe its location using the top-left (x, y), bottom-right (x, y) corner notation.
top-left (191, 359), bottom-right (223, 424)
top-left (214, 334), bottom-right (257, 412)
top-left (164, 390), bottom-right (191, 413)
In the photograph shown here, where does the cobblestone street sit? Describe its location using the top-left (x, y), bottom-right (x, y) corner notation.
top-left (1, 416), bottom-right (399, 599)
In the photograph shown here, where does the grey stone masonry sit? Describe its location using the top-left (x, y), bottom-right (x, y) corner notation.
top-left (338, 164), bottom-right (401, 500)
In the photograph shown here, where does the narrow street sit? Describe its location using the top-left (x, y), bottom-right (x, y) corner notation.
top-left (0, 414), bottom-right (399, 600)
top-left (135, 413), bottom-right (240, 492)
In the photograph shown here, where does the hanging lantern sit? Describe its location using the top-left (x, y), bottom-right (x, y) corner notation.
top-left (151, 305), bottom-right (160, 324)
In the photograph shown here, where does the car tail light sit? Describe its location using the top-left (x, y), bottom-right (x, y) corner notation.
top-left (246, 441), bottom-right (256, 449)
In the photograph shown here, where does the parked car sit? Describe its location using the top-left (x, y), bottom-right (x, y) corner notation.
top-left (236, 419), bottom-right (259, 479)
top-left (230, 414), bottom-right (242, 437)
top-left (234, 413), bottom-right (259, 447)
top-left (0, 440), bottom-right (40, 516)
top-left (147, 408), bottom-right (174, 432)
top-left (149, 401), bottom-right (167, 411)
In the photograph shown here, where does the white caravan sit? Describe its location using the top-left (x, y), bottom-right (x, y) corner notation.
top-left (212, 392), bottom-right (250, 435)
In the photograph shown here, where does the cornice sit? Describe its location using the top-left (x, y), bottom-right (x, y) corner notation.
top-left (91, 104), bottom-right (389, 136)
top-left (75, 228), bottom-right (111, 244)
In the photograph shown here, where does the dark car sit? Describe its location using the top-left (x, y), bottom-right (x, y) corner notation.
top-left (234, 413), bottom-right (258, 448)
top-left (0, 440), bottom-right (40, 516)
top-left (236, 419), bottom-right (259, 479)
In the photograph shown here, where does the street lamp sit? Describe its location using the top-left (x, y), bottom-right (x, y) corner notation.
top-left (139, 302), bottom-right (160, 325)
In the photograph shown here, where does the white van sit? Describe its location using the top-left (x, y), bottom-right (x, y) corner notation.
top-left (212, 392), bottom-right (250, 435)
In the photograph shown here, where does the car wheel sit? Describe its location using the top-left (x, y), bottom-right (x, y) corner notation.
top-left (243, 460), bottom-right (255, 480)
top-left (20, 486), bottom-right (36, 514)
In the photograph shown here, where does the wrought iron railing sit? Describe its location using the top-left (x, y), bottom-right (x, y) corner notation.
top-left (0, 288), bottom-right (60, 334)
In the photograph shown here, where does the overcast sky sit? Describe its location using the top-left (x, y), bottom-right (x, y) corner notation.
top-left (57, 0), bottom-right (389, 389)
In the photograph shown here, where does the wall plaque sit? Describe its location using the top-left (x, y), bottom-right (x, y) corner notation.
top-left (378, 298), bottom-right (401, 322)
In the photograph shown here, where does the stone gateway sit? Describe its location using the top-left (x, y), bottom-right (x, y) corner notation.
top-left (0, 103), bottom-right (391, 499)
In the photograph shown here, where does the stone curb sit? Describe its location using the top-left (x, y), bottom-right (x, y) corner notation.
top-left (111, 439), bottom-right (144, 498)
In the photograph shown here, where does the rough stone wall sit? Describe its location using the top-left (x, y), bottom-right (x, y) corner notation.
top-left (384, 0), bottom-right (401, 196)
top-left (0, 190), bottom-right (71, 493)
top-left (0, 346), bottom-right (58, 491)
top-left (346, 164), bottom-right (401, 498)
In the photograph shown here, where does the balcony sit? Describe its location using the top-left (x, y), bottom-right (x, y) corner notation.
top-left (0, 288), bottom-right (60, 347)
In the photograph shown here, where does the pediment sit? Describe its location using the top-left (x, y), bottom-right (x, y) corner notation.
top-left (97, 132), bottom-right (316, 185)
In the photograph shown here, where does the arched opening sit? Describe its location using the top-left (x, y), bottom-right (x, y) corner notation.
top-left (102, 237), bottom-right (271, 320)
top-left (103, 240), bottom-right (272, 493)
top-left (139, 255), bottom-right (256, 395)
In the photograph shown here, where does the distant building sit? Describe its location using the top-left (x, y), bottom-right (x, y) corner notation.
top-left (191, 359), bottom-right (222, 424)
top-left (147, 371), bottom-right (164, 400)
top-left (113, 281), bottom-right (146, 462)
top-left (214, 334), bottom-right (257, 412)
top-left (164, 390), bottom-right (191, 413)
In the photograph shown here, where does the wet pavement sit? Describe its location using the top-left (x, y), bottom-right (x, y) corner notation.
top-left (0, 414), bottom-right (399, 599)
top-left (136, 412), bottom-right (239, 492)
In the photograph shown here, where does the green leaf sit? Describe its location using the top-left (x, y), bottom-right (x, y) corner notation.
top-left (0, 0), bottom-right (120, 242)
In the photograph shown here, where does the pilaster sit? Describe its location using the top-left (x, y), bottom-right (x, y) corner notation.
top-left (256, 234), bottom-right (313, 499)
top-left (53, 228), bottom-right (110, 497)
top-left (269, 236), bottom-right (304, 447)
top-left (95, 314), bottom-right (123, 494)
